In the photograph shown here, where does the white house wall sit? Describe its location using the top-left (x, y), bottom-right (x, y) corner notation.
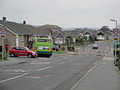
top-left (97, 35), bottom-right (105, 40)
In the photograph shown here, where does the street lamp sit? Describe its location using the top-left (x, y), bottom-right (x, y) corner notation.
top-left (110, 19), bottom-right (118, 65)
top-left (110, 19), bottom-right (117, 28)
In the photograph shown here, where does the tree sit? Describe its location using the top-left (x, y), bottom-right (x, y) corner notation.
top-left (75, 36), bottom-right (84, 45)
top-left (100, 26), bottom-right (111, 31)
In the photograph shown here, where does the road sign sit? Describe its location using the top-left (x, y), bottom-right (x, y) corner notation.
top-left (113, 28), bottom-right (119, 36)
top-left (0, 25), bottom-right (6, 34)
top-left (113, 37), bottom-right (119, 41)
top-left (0, 25), bottom-right (6, 60)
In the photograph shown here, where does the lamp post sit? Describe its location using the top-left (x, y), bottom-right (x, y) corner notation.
top-left (110, 19), bottom-right (118, 65)
top-left (110, 19), bottom-right (117, 28)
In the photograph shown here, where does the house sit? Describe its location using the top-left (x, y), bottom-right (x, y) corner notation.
top-left (97, 26), bottom-right (113, 40)
top-left (37, 24), bottom-right (64, 45)
top-left (96, 31), bottom-right (113, 40)
top-left (0, 17), bottom-right (64, 49)
top-left (83, 31), bottom-right (94, 40)
top-left (96, 31), bottom-right (106, 40)
top-left (52, 31), bottom-right (65, 45)
top-left (0, 19), bottom-right (35, 49)
top-left (68, 30), bottom-right (82, 44)
top-left (62, 30), bottom-right (74, 45)
top-left (0, 24), bottom-right (16, 50)
top-left (0, 17), bottom-right (53, 49)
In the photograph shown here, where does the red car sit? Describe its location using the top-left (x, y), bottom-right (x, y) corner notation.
top-left (9, 46), bottom-right (37, 58)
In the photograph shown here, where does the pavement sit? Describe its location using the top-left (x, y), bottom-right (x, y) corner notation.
top-left (71, 51), bottom-right (120, 90)
top-left (0, 57), bottom-right (27, 67)
top-left (0, 54), bottom-right (66, 67)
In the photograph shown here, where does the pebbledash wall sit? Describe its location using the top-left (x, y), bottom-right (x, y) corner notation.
top-left (0, 28), bottom-right (16, 50)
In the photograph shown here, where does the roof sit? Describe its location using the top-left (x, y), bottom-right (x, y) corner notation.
top-left (0, 20), bottom-right (60, 37)
top-left (97, 31), bottom-right (105, 35)
top-left (69, 30), bottom-right (81, 38)
top-left (98, 30), bottom-right (113, 36)
top-left (88, 30), bottom-right (98, 35)
top-left (0, 20), bottom-right (41, 35)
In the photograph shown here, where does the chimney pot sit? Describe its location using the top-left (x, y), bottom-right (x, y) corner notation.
top-left (23, 20), bottom-right (26, 24)
top-left (3, 17), bottom-right (6, 21)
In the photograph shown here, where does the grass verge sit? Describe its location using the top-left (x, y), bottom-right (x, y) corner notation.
top-left (53, 51), bottom-right (66, 54)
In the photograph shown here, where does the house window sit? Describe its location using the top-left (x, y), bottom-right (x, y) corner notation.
top-left (20, 36), bottom-right (24, 42)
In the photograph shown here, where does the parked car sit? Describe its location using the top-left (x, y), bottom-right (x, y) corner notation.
top-left (92, 44), bottom-right (98, 49)
top-left (9, 46), bottom-right (37, 58)
top-left (52, 45), bottom-right (59, 51)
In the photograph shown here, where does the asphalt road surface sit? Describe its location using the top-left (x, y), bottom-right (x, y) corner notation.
top-left (0, 41), bottom-right (112, 90)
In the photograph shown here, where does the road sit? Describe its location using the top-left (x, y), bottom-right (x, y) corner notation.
top-left (0, 41), bottom-right (112, 90)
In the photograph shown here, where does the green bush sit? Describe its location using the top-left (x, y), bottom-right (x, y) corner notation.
top-left (116, 60), bottom-right (120, 70)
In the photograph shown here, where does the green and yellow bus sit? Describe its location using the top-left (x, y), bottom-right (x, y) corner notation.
top-left (34, 38), bottom-right (53, 57)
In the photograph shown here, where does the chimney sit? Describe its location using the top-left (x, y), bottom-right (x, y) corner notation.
top-left (2, 17), bottom-right (6, 21)
top-left (23, 20), bottom-right (26, 24)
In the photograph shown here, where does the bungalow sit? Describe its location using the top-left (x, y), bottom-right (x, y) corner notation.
top-left (96, 31), bottom-right (106, 40)
top-left (0, 17), bottom-right (53, 49)
top-left (62, 30), bottom-right (74, 45)
top-left (52, 31), bottom-right (65, 45)
top-left (68, 30), bottom-right (82, 44)
top-left (96, 31), bottom-right (113, 40)
top-left (0, 17), bottom-right (65, 50)
top-left (83, 31), bottom-right (94, 40)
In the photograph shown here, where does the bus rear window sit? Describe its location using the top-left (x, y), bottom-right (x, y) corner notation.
top-left (37, 39), bottom-right (51, 42)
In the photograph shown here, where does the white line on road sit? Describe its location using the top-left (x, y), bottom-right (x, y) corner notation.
top-left (5, 69), bottom-right (26, 72)
top-left (0, 73), bottom-right (28, 84)
top-left (30, 62), bottom-right (50, 65)
top-left (37, 66), bottom-right (53, 71)
top-left (58, 62), bottom-right (64, 65)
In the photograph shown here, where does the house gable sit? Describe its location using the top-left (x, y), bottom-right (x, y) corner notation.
top-left (97, 32), bottom-right (105, 35)
top-left (83, 31), bottom-right (93, 36)
top-left (56, 33), bottom-right (64, 38)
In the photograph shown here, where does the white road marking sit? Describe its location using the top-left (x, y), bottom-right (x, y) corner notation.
top-left (30, 62), bottom-right (50, 65)
top-left (5, 69), bottom-right (26, 73)
top-left (10, 73), bottom-right (22, 75)
top-left (37, 58), bottom-right (51, 60)
top-left (0, 73), bottom-right (28, 83)
top-left (26, 75), bottom-right (48, 79)
top-left (26, 76), bottom-right (41, 79)
top-left (58, 62), bottom-right (64, 65)
top-left (37, 66), bottom-right (53, 71)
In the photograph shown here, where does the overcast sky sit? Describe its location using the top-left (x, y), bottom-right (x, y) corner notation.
top-left (0, 0), bottom-right (120, 28)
